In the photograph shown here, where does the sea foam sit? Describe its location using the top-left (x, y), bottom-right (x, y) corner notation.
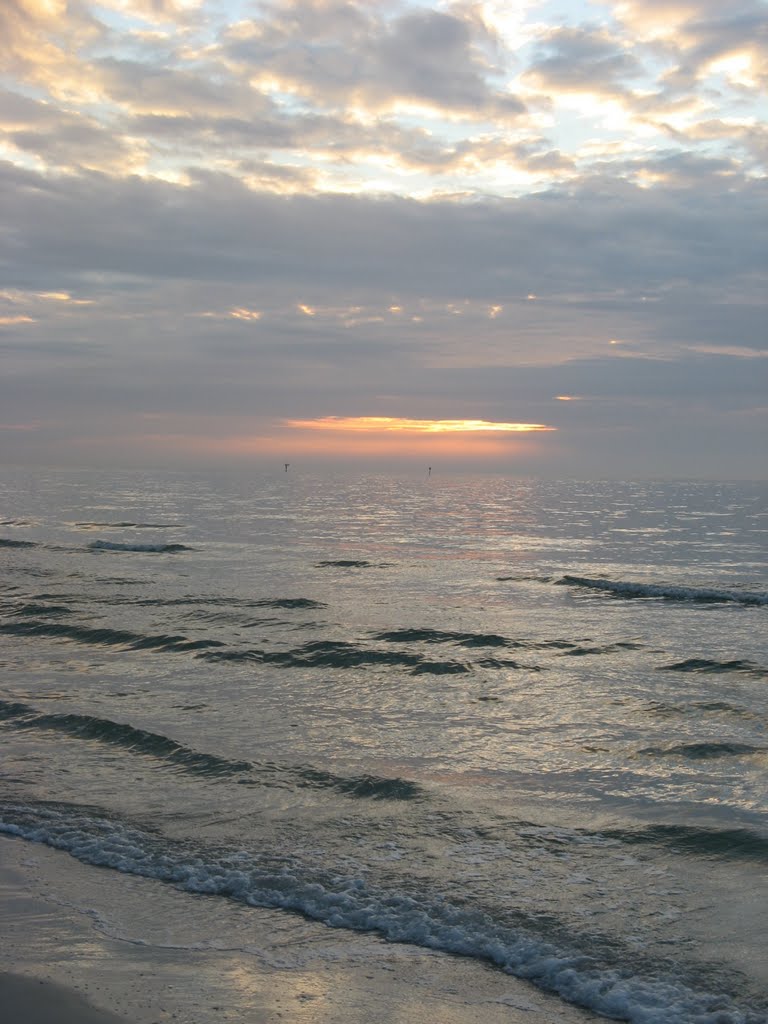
top-left (0, 803), bottom-right (762, 1024)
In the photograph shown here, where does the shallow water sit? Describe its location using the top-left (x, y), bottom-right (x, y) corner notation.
top-left (1, 468), bottom-right (766, 1023)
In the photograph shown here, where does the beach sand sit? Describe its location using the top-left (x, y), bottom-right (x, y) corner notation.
top-left (0, 972), bottom-right (127, 1024)
top-left (1, 834), bottom-right (598, 1024)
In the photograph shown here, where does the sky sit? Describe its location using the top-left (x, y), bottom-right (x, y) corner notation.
top-left (1, 0), bottom-right (766, 477)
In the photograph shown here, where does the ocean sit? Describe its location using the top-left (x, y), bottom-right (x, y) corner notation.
top-left (1, 467), bottom-right (766, 1023)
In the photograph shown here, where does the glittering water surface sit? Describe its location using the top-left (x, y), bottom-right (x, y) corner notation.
top-left (1, 469), bottom-right (766, 1024)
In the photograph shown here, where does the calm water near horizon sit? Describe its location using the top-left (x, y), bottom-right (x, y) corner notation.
top-left (1, 468), bottom-right (766, 1023)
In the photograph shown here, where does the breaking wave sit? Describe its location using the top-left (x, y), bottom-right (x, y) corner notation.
top-left (0, 801), bottom-right (762, 1024)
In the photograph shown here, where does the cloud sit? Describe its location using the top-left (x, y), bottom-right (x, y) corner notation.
top-left (95, 57), bottom-right (271, 118)
top-left (4, 160), bottom-right (765, 321)
top-left (525, 25), bottom-right (644, 96)
top-left (98, 0), bottom-right (204, 25)
top-left (0, 0), bottom-right (765, 477)
top-left (0, 0), bottom-right (104, 100)
top-left (605, 0), bottom-right (768, 97)
top-left (0, 88), bottom-right (146, 174)
top-left (223, 0), bottom-right (526, 120)
top-left (285, 416), bottom-right (555, 433)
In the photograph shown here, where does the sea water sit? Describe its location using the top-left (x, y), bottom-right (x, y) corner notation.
top-left (1, 468), bottom-right (766, 1023)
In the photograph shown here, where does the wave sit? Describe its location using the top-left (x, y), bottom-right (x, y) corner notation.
top-left (644, 700), bottom-right (754, 719)
top-left (0, 700), bottom-right (250, 777)
top-left (315, 560), bottom-right (388, 568)
top-left (75, 522), bottom-right (184, 529)
top-left (290, 767), bottom-right (421, 800)
top-left (249, 598), bottom-right (326, 609)
top-left (88, 540), bottom-right (192, 553)
top-left (0, 619), bottom-right (225, 653)
top-left (0, 701), bottom-right (421, 800)
top-left (638, 741), bottom-right (764, 760)
top-left (0, 619), bottom-right (536, 674)
top-left (7, 602), bottom-right (73, 617)
top-left (373, 627), bottom-right (511, 647)
top-left (198, 639), bottom-right (473, 674)
top-left (600, 822), bottom-right (768, 862)
top-left (113, 595), bottom-right (326, 610)
top-left (496, 574), bottom-right (555, 583)
top-left (558, 575), bottom-right (768, 606)
top-left (560, 641), bottom-right (644, 656)
top-left (0, 538), bottom-right (37, 548)
top-left (410, 660), bottom-right (474, 674)
top-left (374, 628), bottom-right (642, 657)
top-left (0, 801), bottom-right (761, 1024)
top-left (371, 628), bottom-right (578, 652)
top-left (658, 658), bottom-right (768, 678)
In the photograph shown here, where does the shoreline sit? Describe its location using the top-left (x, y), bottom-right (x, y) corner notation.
top-left (0, 832), bottom-right (599, 1024)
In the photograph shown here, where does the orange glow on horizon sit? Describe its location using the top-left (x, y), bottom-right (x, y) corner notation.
top-left (99, 414), bottom-right (558, 463)
top-left (284, 416), bottom-right (556, 434)
top-left (183, 431), bottom-right (550, 459)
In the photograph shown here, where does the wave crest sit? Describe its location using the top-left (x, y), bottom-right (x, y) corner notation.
top-left (0, 701), bottom-right (421, 800)
top-left (558, 575), bottom-right (768, 606)
top-left (88, 540), bottom-right (192, 553)
top-left (638, 741), bottom-right (764, 760)
top-left (0, 619), bottom-right (224, 652)
top-left (658, 658), bottom-right (768, 678)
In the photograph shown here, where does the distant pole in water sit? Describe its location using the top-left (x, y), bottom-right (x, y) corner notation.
top-left (284, 463), bottom-right (290, 473)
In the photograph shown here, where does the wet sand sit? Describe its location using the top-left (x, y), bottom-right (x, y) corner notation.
top-left (0, 972), bottom-right (127, 1024)
top-left (1, 834), bottom-right (598, 1024)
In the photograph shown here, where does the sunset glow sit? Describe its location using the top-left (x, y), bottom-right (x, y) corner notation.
top-left (285, 417), bottom-right (556, 434)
